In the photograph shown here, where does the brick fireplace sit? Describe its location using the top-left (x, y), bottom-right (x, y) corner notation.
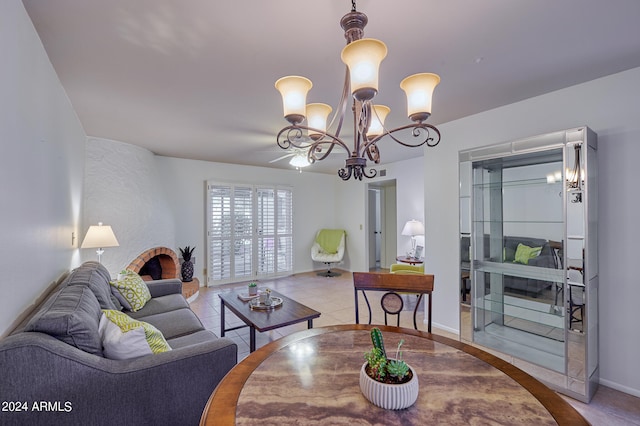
top-left (126, 247), bottom-right (199, 301)
top-left (126, 246), bottom-right (180, 280)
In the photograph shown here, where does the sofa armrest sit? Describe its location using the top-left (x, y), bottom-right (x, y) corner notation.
top-left (145, 278), bottom-right (182, 297)
top-left (0, 331), bottom-right (237, 426)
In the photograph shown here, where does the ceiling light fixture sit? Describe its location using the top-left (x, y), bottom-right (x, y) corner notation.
top-left (275, 1), bottom-right (441, 181)
top-left (289, 153), bottom-right (311, 168)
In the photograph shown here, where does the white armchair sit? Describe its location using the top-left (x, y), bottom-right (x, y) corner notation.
top-left (311, 229), bottom-right (346, 277)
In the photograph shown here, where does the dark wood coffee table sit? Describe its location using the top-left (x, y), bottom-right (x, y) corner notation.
top-left (219, 290), bottom-right (321, 352)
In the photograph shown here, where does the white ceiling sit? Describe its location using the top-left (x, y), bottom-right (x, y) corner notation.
top-left (23, 0), bottom-right (640, 175)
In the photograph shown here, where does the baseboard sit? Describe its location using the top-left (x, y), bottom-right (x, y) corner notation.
top-left (430, 321), bottom-right (459, 336)
top-left (599, 378), bottom-right (640, 398)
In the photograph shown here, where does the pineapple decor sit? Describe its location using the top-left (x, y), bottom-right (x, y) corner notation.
top-left (179, 246), bottom-right (195, 282)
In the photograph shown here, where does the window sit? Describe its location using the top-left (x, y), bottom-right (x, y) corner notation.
top-left (207, 182), bottom-right (293, 285)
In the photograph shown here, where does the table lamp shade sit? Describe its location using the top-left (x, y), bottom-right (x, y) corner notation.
top-left (401, 220), bottom-right (424, 237)
top-left (81, 223), bottom-right (119, 249)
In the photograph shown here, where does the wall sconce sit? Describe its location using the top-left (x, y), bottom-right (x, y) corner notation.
top-left (567, 144), bottom-right (583, 203)
top-left (81, 222), bottom-right (119, 263)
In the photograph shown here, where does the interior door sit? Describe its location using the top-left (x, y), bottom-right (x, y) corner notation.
top-left (368, 188), bottom-right (381, 269)
top-left (367, 180), bottom-right (397, 270)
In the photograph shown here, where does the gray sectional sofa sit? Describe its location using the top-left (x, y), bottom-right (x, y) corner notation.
top-left (0, 261), bottom-right (237, 426)
top-left (461, 235), bottom-right (558, 297)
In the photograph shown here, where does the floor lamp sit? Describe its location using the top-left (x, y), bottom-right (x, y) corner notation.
top-left (81, 222), bottom-right (119, 263)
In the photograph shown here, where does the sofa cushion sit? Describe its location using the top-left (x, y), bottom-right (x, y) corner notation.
top-left (137, 308), bottom-right (204, 339)
top-left (99, 310), bottom-right (171, 359)
top-left (109, 271), bottom-right (152, 312)
top-left (126, 294), bottom-right (189, 318)
top-left (24, 285), bottom-right (103, 356)
top-left (513, 243), bottom-right (542, 265)
top-left (66, 261), bottom-right (121, 310)
top-left (503, 236), bottom-right (547, 262)
top-left (166, 330), bottom-right (219, 350)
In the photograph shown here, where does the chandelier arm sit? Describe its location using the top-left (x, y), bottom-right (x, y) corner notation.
top-left (338, 167), bottom-right (353, 180)
top-left (308, 133), bottom-right (350, 157)
top-left (308, 141), bottom-right (336, 162)
top-left (277, 126), bottom-right (309, 149)
top-left (325, 67), bottom-right (352, 140)
top-left (363, 123), bottom-right (441, 152)
top-left (365, 144), bottom-right (380, 163)
top-left (277, 124), bottom-right (351, 160)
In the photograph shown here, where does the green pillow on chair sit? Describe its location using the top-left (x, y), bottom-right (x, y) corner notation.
top-left (390, 264), bottom-right (425, 275)
top-left (513, 243), bottom-right (542, 265)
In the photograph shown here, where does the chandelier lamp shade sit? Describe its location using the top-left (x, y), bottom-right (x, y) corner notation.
top-left (81, 222), bottom-right (119, 263)
top-left (275, 1), bottom-right (441, 180)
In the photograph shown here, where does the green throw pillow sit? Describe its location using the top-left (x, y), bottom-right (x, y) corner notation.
top-left (513, 243), bottom-right (542, 265)
top-left (109, 271), bottom-right (151, 312)
top-left (100, 310), bottom-right (171, 359)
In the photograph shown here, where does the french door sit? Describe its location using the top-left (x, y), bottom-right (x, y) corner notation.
top-left (206, 182), bottom-right (293, 285)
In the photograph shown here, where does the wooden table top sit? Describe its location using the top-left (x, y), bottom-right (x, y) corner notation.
top-left (218, 290), bottom-right (321, 332)
top-left (396, 256), bottom-right (424, 265)
top-left (201, 324), bottom-right (588, 425)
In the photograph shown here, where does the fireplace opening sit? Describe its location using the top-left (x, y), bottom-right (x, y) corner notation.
top-left (127, 247), bottom-right (179, 281)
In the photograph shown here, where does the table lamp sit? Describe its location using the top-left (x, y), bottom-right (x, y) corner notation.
top-left (81, 222), bottom-right (119, 263)
top-left (401, 220), bottom-right (424, 258)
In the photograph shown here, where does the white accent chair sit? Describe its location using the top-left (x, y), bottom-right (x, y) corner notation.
top-left (311, 229), bottom-right (346, 277)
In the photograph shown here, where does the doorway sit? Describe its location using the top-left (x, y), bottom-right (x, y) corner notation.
top-left (367, 180), bottom-right (397, 270)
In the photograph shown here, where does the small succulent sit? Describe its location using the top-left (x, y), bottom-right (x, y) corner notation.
top-left (180, 246), bottom-right (195, 261)
top-left (248, 282), bottom-right (257, 288)
top-left (363, 328), bottom-right (411, 383)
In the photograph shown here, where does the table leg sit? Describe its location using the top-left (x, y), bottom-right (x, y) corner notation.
top-left (220, 299), bottom-right (226, 337)
top-left (307, 319), bottom-right (314, 329)
top-left (249, 326), bottom-right (256, 352)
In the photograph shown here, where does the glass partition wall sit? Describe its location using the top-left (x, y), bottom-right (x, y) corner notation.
top-left (459, 127), bottom-right (598, 402)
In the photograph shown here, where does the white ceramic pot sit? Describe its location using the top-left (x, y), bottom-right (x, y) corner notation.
top-left (359, 362), bottom-right (419, 410)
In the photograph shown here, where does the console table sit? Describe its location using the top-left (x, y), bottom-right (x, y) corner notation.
top-left (200, 324), bottom-right (588, 425)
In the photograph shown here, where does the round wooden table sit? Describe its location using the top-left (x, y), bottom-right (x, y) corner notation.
top-left (200, 324), bottom-right (588, 425)
top-left (396, 255), bottom-right (424, 265)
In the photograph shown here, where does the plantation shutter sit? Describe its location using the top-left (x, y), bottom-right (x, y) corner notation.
top-left (207, 182), bottom-right (293, 285)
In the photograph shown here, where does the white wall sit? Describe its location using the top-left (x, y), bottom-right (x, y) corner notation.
top-left (82, 138), bottom-right (175, 275)
top-left (425, 67), bottom-right (640, 396)
top-left (154, 156), bottom-right (338, 282)
top-left (382, 157), bottom-right (426, 260)
top-left (0, 1), bottom-right (87, 337)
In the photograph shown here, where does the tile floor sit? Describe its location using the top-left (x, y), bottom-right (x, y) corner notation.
top-left (189, 270), bottom-right (640, 426)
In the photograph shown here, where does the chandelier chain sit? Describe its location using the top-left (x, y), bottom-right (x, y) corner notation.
top-left (351, 0), bottom-right (357, 12)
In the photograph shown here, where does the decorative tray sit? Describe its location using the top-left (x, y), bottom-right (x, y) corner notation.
top-left (238, 292), bottom-right (261, 301)
top-left (249, 296), bottom-right (283, 310)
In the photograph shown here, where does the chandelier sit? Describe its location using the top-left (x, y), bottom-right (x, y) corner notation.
top-left (275, 1), bottom-right (441, 181)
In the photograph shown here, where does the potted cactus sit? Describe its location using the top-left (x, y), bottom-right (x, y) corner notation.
top-left (179, 246), bottom-right (195, 282)
top-left (248, 282), bottom-right (258, 296)
top-left (359, 327), bottom-right (419, 410)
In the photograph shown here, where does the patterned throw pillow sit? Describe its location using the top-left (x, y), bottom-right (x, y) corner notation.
top-left (513, 243), bottom-right (542, 265)
top-left (99, 310), bottom-right (171, 359)
top-left (109, 270), bottom-right (151, 312)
